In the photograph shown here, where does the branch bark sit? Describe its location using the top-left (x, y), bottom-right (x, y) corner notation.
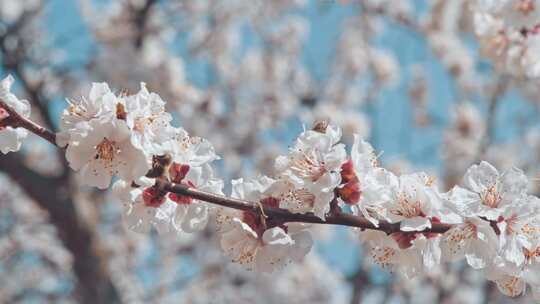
top-left (159, 180), bottom-right (453, 234)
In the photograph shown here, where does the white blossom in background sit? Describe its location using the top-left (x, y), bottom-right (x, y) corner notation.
top-left (472, 0), bottom-right (540, 78)
top-left (179, 254), bottom-right (347, 304)
top-left (0, 75), bottom-right (31, 154)
top-left (442, 102), bottom-right (485, 187)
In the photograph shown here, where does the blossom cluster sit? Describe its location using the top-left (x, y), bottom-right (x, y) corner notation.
top-left (473, 0), bottom-right (540, 78)
top-left (4, 78), bottom-right (540, 299)
top-left (57, 82), bottom-right (224, 235)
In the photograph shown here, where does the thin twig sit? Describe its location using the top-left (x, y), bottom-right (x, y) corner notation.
top-left (0, 98), bottom-right (56, 145)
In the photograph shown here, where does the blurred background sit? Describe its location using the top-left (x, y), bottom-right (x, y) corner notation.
top-left (1, 0), bottom-right (539, 303)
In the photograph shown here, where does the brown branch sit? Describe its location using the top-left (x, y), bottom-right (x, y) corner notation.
top-left (0, 98), bottom-right (56, 145)
top-left (158, 180), bottom-right (453, 234)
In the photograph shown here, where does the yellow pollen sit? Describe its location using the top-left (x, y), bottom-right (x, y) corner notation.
top-left (96, 138), bottom-right (117, 162)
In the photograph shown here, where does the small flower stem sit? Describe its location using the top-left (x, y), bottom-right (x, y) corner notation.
top-left (0, 97), bottom-right (57, 145)
top-left (2, 96), bottom-right (454, 235)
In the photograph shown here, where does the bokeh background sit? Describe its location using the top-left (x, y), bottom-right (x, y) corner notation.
top-left (1, 0), bottom-right (539, 303)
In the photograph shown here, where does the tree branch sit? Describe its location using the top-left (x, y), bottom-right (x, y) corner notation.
top-left (0, 98), bottom-right (56, 144)
top-left (158, 180), bottom-right (452, 234)
top-left (1, 95), bottom-right (454, 235)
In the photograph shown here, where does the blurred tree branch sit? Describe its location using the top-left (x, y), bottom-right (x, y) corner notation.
top-left (0, 7), bottom-right (120, 303)
top-left (0, 152), bottom-right (120, 303)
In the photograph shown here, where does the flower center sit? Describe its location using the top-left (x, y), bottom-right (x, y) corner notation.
top-left (480, 185), bottom-right (502, 208)
top-left (133, 115), bottom-right (157, 133)
top-left (289, 149), bottom-right (326, 181)
top-left (281, 187), bottom-right (315, 209)
top-left (67, 98), bottom-right (93, 119)
top-left (95, 138), bottom-right (118, 162)
top-left (392, 194), bottom-right (424, 218)
top-left (524, 246), bottom-right (540, 264)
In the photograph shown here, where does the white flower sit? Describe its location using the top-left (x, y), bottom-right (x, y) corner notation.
top-left (440, 217), bottom-right (498, 269)
top-left (169, 164), bottom-right (223, 233)
top-left (216, 177), bottom-right (313, 272)
top-left (0, 75), bottom-right (31, 154)
top-left (61, 83), bottom-right (117, 129)
top-left (113, 125), bottom-right (223, 234)
top-left (65, 116), bottom-right (149, 189)
top-left (275, 124), bottom-right (346, 219)
top-left (486, 270), bottom-right (527, 298)
top-left (161, 127), bottom-right (219, 167)
top-left (361, 230), bottom-right (425, 278)
top-left (496, 195), bottom-right (540, 267)
top-left (347, 135), bottom-right (399, 225)
top-left (113, 178), bottom-right (176, 234)
top-left (125, 83), bottom-right (175, 154)
top-left (156, 127), bottom-right (223, 233)
top-left (378, 172), bottom-right (443, 232)
top-left (449, 161), bottom-right (528, 220)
